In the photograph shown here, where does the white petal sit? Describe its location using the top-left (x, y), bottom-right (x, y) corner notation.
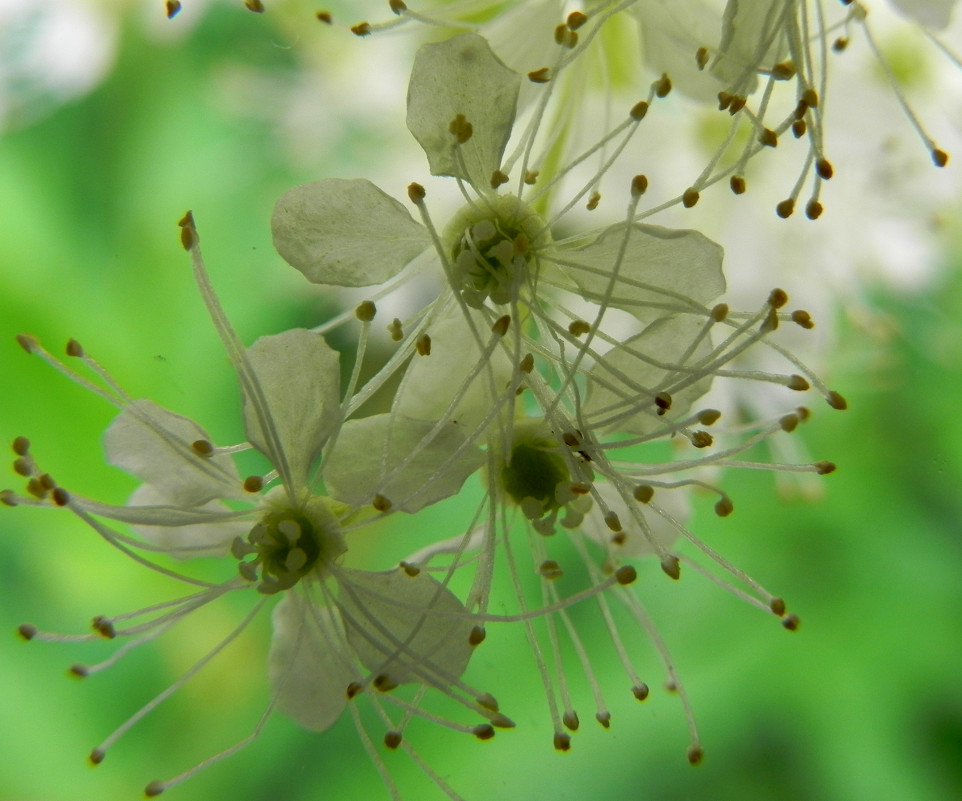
top-left (585, 315), bottom-right (715, 435)
top-left (581, 482), bottom-right (689, 558)
top-left (268, 592), bottom-right (356, 732)
top-left (272, 179), bottom-right (431, 287)
top-left (242, 329), bottom-right (341, 489)
top-left (104, 399), bottom-right (244, 507)
top-left (888, 0), bottom-right (957, 28)
top-left (394, 306), bottom-right (514, 432)
top-left (554, 223), bottom-right (725, 323)
top-left (407, 33), bottom-right (521, 191)
top-left (324, 414), bottom-right (484, 513)
top-left (127, 484), bottom-right (249, 559)
top-left (338, 568), bottom-right (475, 689)
top-left (711, 0), bottom-right (788, 94)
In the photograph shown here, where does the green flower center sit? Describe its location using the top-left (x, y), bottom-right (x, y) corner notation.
top-left (446, 195), bottom-right (549, 307)
top-left (500, 423), bottom-right (570, 519)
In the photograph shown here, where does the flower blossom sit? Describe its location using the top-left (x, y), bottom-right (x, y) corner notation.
top-left (3, 212), bottom-right (502, 799)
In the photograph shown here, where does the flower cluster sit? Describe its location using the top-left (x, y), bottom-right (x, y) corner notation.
top-left (5, 1), bottom-right (958, 799)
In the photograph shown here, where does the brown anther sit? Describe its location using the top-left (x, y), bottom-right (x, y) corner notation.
top-left (52, 487), bottom-right (70, 507)
top-left (632, 683), bottom-right (650, 701)
top-left (794, 99), bottom-right (809, 120)
top-left (568, 320), bottom-right (590, 337)
top-left (92, 616), bottom-right (116, 639)
top-left (728, 95), bottom-right (747, 114)
top-left (586, 191), bottom-right (601, 210)
top-left (469, 625), bottom-right (486, 646)
top-left (771, 61), bottom-right (795, 80)
top-left (791, 310), bottom-right (814, 329)
top-left (191, 439), bottom-right (214, 456)
top-left (89, 748), bottom-right (106, 766)
top-left (491, 713), bottom-right (515, 728)
top-left (12, 436), bottom-right (30, 456)
top-left (631, 174), bottom-right (649, 196)
top-left (759, 128), bottom-right (778, 148)
top-left (243, 0), bottom-right (265, 12)
top-left (243, 475), bottom-right (264, 493)
top-left (26, 478), bottom-right (46, 499)
top-left (563, 711), bottom-right (580, 731)
top-left (384, 731), bottom-right (403, 749)
top-left (730, 175), bottom-right (746, 195)
top-left (596, 711), bottom-right (611, 728)
top-left (563, 29), bottom-right (578, 48)
top-left (165, 1), bottom-right (181, 19)
top-left (539, 560), bottom-right (564, 580)
top-left (687, 745), bottom-right (705, 765)
top-left (372, 494), bottom-right (391, 512)
top-left (389, 0), bottom-right (407, 13)
top-left (528, 67), bottom-right (551, 84)
top-left (416, 333), bottom-right (431, 356)
top-left (633, 484), bottom-right (654, 503)
top-left (17, 623), bottom-right (37, 640)
top-left (816, 158), bottom-right (834, 180)
top-left (833, 36), bottom-right (849, 52)
top-left (553, 732), bottom-right (572, 752)
top-left (569, 482), bottom-right (591, 495)
top-left (792, 119), bottom-right (807, 138)
top-left (711, 303), bottom-right (729, 322)
top-left (796, 406), bottom-right (811, 422)
top-left (492, 315), bottom-right (511, 337)
top-left (660, 555), bottom-right (681, 580)
top-left (177, 211), bottom-right (196, 250)
top-left (932, 148), bottom-right (949, 168)
top-left (691, 431), bottom-right (713, 449)
top-left (604, 511), bottom-right (623, 533)
top-left (780, 413), bottom-right (800, 433)
top-left (562, 431), bottom-right (580, 448)
top-left (629, 100), bottom-right (649, 121)
top-left (806, 200), bottom-right (823, 220)
top-left (815, 461), bottom-right (837, 475)
top-left (697, 409), bottom-right (722, 425)
top-left (16, 333), bottom-right (39, 353)
top-left (717, 91), bottom-right (732, 111)
top-left (355, 300), bottom-right (376, 322)
top-left (524, 170), bottom-right (539, 185)
top-left (714, 496), bottom-right (734, 517)
top-left (682, 187), bottom-right (700, 208)
top-left (346, 682), bottom-right (363, 699)
top-left (770, 597), bottom-right (786, 616)
top-left (788, 375), bottom-right (810, 391)
top-left (490, 170), bottom-right (509, 189)
top-left (654, 392), bottom-right (672, 413)
top-left (66, 338), bottom-right (84, 358)
top-left (473, 724), bottom-right (495, 740)
top-left (566, 10), bottom-right (588, 29)
top-left (373, 673), bottom-right (398, 692)
top-left (782, 614), bottom-right (800, 631)
top-left (316, 11), bottom-right (333, 24)
top-left (13, 458), bottom-right (31, 477)
top-left (144, 780), bottom-right (165, 796)
top-left (69, 664), bottom-right (89, 678)
top-left (1, 490), bottom-right (17, 507)
top-left (653, 73), bottom-right (672, 97)
top-left (826, 391), bottom-right (848, 410)
top-left (39, 473), bottom-right (55, 491)
top-left (696, 46), bottom-right (709, 70)
top-left (519, 353), bottom-right (534, 373)
top-left (768, 288), bottom-right (789, 308)
top-left (399, 561), bottom-right (420, 577)
top-left (388, 318), bottom-right (404, 342)
top-left (449, 114), bottom-right (473, 144)
top-left (776, 199), bottom-right (795, 219)
top-left (351, 22), bottom-right (372, 36)
top-left (615, 565), bottom-right (637, 586)
top-left (802, 88), bottom-right (819, 108)
top-left (554, 23), bottom-right (567, 44)
top-left (407, 183), bottom-right (426, 204)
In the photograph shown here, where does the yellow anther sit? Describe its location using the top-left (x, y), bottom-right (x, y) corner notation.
top-left (776, 199), bottom-right (795, 218)
top-left (407, 182), bottom-right (426, 203)
top-left (528, 67), bottom-right (551, 83)
top-left (682, 187), bottom-right (699, 208)
top-left (631, 174), bottom-right (649, 196)
top-left (351, 22), bottom-right (372, 36)
top-left (730, 175), bottom-right (746, 195)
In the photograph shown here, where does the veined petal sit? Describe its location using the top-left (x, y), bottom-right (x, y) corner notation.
top-left (271, 179), bottom-right (431, 287)
top-left (338, 568), bottom-right (475, 689)
top-left (242, 329), bottom-right (341, 489)
top-left (407, 33), bottom-right (521, 191)
top-left (554, 223), bottom-right (725, 322)
top-left (104, 399), bottom-right (244, 507)
top-left (711, 0), bottom-right (788, 94)
top-left (581, 481), bottom-right (688, 558)
top-left (324, 414), bottom-right (484, 513)
top-left (888, 0), bottom-right (957, 29)
top-left (268, 592), bottom-right (356, 732)
top-left (585, 315), bottom-right (714, 436)
top-left (128, 484), bottom-right (250, 559)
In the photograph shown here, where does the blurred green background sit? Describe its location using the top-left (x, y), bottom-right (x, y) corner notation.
top-left (1, 3), bottom-right (961, 801)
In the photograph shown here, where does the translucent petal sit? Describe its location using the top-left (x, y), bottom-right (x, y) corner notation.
top-left (268, 592), bottom-right (356, 732)
top-left (554, 223), bottom-right (725, 323)
top-left (128, 483), bottom-right (250, 559)
top-left (242, 329), bottom-right (341, 489)
top-left (585, 315), bottom-right (715, 436)
top-left (104, 399), bottom-right (244, 507)
top-left (393, 306), bottom-right (514, 432)
top-left (711, 0), bottom-right (788, 94)
top-left (271, 178), bottom-right (431, 287)
top-left (338, 568), bottom-right (475, 689)
top-left (407, 33), bottom-right (521, 191)
top-left (324, 414), bottom-right (484, 513)
top-left (580, 481), bottom-right (689, 558)
top-left (888, 0), bottom-right (957, 29)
